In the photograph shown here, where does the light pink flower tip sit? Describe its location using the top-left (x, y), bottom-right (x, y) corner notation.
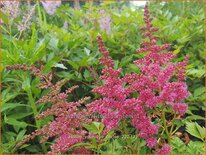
top-left (98, 10), bottom-right (112, 35)
top-left (41, 1), bottom-right (61, 15)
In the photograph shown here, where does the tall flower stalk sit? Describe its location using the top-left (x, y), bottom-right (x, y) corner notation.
top-left (125, 4), bottom-right (189, 153)
top-left (7, 64), bottom-right (91, 153)
top-left (88, 4), bottom-right (189, 154)
top-left (98, 10), bottom-right (112, 35)
top-left (17, 5), bottom-right (36, 38)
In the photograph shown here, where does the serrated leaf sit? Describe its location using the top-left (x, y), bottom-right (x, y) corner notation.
top-left (186, 122), bottom-right (205, 141)
top-left (187, 141), bottom-right (205, 154)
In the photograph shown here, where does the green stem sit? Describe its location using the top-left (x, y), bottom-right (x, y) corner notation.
top-left (96, 133), bottom-right (101, 154)
top-left (27, 89), bottom-right (47, 153)
top-left (169, 113), bottom-right (177, 134)
top-left (27, 89), bottom-right (40, 127)
top-left (8, 21), bottom-right (12, 52)
top-left (161, 109), bottom-right (171, 144)
top-left (36, 1), bottom-right (44, 34)
top-left (135, 137), bottom-right (140, 154)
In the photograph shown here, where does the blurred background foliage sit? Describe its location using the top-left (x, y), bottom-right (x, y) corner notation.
top-left (1, 1), bottom-right (205, 154)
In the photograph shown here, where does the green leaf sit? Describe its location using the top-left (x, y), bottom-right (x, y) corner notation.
top-left (83, 69), bottom-right (92, 82)
top-left (1, 88), bottom-right (20, 105)
top-left (54, 63), bottom-right (68, 69)
top-left (187, 68), bottom-right (205, 78)
top-left (173, 45), bottom-right (183, 55)
top-left (4, 116), bottom-right (28, 128)
top-left (31, 39), bottom-right (46, 63)
top-left (104, 130), bottom-right (114, 141)
top-left (48, 37), bottom-right (59, 51)
top-left (16, 130), bottom-right (26, 141)
top-left (187, 141), bottom-right (204, 154)
top-left (68, 60), bottom-right (79, 70)
top-left (9, 112), bottom-right (33, 119)
top-left (186, 122), bottom-right (205, 141)
top-left (83, 122), bottom-right (104, 134)
top-left (186, 114), bottom-right (205, 121)
top-left (120, 55), bottom-right (132, 67)
top-left (1, 103), bottom-right (29, 112)
top-left (84, 47), bottom-right (90, 56)
top-left (91, 138), bottom-right (97, 147)
top-left (0, 10), bottom-right (8, 24)
top-left (194, 87), bottom-right (205, 97)
top-left (83, 123), bottom-right (98, 134)
top-left (22, 77), bottom-right (31, 91)
top-left (93, 122), bottom-right (104, 134)
top-left (70, 142), bottom-right (92, 149)
top-left (171, 137), bottom-right (186, 154)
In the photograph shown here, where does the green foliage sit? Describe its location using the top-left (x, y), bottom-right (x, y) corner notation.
top-left (186, 122), bottom-right (205, 142)
top-left (171, 137), bottom-right (205, 154)
top-left (73, 122), bottom-right (114, 154)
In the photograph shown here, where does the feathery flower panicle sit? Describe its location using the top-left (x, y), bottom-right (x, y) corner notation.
top-left (89, 3), bottom-right (189, 154)
top-left (88, 35), bottom-right (159, 147)
top-left (123, 4), bottom-right (190, 153)
top-left (1, 1), bottom-right (20, 21)
top-left (7, 64), bottom-right (91, 153)
top-left (63, 21), bottom-right (68, 29)
top-left (74, 0), bottom-right (80, 10)
top-left (98, 10), bottom-right (112, 35)
top-left (41, 0), bottom-right (61, 15)
top-left (126, 4), bottom-right (189, 111)
top-left (17, 5), bottom-right (36, 32)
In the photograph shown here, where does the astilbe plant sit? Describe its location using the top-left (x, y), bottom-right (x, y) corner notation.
top-left (88, 4), bottom-right (189, 154)
top-left (6, 64), bottom-right (91, 154)
top-left (5, 4), bottom-right (190, 154)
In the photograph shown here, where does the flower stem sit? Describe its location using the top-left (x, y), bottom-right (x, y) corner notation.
top-left (27, 89), bottom-right (47, 153)
top-left (161, 109), bottom-right (171, 144)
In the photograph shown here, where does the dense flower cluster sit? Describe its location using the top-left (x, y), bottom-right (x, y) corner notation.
top-left (127, 4), bottom-right (189, 152)
top-left (87, 35), bottom-right (159, 148)
top-left (41, 0), bottom-right (61, 15)
top-left (88, 4), bottom-right (189, 154)
top-left (7, 64), bottom-right (91, 153)
top-left (126, 4), bottom-right (189, 113)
